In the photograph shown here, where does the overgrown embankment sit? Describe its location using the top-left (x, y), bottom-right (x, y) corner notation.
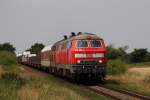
top-left (0, 51), bottom-right (25, 100)
top-left (106, 59), bottom-right (150, 96)
top-left (0, 51), bottom-right (16, 65)
top-left (107, 59), bottom-right (128, 75)
top-left (0, 51), bottom-right (109, 100)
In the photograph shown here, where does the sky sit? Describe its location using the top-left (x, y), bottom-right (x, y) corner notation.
top-left (0, 0), bottom-right (150, 53)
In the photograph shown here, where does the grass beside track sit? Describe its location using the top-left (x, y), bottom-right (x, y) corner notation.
top-left (127, 62), bottom-right (150, 67)
top-left (0, 65), bottom-right (110, 100)
top-left (105, 63), bottom-right (150, 97)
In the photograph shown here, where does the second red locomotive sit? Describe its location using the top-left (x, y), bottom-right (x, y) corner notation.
top-left (18, 32), bottom-right (107, 81)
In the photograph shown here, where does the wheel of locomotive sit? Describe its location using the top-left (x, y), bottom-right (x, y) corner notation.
top-left (65, 69), bottom-right (70, 80)
top-left (54, 68), bottom-right (58, 76)
top-left (45, 67), bottom-right (49, 73)
top-left (58, 68), bottom-right (63, 77)
top-left (70, 73), bottom-right (80, 83)
top-left (51, 67), bottom-right (55, 74)
top-left (93, 74), bottom-right (101, 83)
top-left (65, 70), bottom-right (73, 81)
top-left (61, 68), bottom-right (65, 78)
top-left (49, 67), bottom-right (52, 74)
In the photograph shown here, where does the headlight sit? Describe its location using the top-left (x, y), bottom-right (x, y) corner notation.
top-left (75, 54), bottom-right (86, 58)
top-left (99, 60), bottom-right (102, 63)
top-left (93, 53), bottom-right (104, 58)
top-left (77, 60), bottom-right (81, 63)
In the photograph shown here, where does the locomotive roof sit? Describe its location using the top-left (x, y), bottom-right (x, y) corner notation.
top-left (53, 33), bottom-right (101, 46)
top-left (41, 45), bottom-right (52, 52)
top-left (70, 33), bottom-right (101, 40)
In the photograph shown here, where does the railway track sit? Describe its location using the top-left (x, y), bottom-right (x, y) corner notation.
top-left (88, 85), bottom-right (150, 100)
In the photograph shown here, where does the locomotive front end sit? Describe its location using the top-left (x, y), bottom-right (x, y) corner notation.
top-left (69, 35), bottom-right (107, 80)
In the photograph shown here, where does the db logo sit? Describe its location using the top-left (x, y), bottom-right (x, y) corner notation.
top-left (86, 54), bottom-right (92, 57)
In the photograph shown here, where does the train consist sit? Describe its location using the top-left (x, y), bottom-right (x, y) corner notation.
top-left (17, 32), bottom-right (107, 81)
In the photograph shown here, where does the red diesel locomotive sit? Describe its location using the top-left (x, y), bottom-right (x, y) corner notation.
top-left (18, 32), bottom-right (107, 81)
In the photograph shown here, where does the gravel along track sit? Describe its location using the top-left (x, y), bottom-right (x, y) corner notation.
top-left (88, 85), bottom-right (150, 100)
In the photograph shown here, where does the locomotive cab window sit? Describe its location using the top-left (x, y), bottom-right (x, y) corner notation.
top-left (77, 40), bottom-right (88, 47)
top-left (90, 40), bottom-right (101, 47)
top-left (61, 41), bottom-right (71, 50)
top-left (66, 41), bottom-right (71, 49)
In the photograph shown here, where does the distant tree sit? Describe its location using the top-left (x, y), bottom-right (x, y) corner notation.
top-left (129, 48), bottom-right (149, 63)
top-left (106, 44), bottom-right (128, 60)
top-left (0, 43), bottom-right (16, 53)
top-left (107, 44), bottom-right (119, 60)
top-left (27, 43), bottom-right (45, 54)
top-left (148, 52), bottom-right (150, 61)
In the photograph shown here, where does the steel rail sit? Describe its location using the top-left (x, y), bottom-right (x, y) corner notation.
top-left (100, 85), bottom-right (150, 100)
top-left (88, 85), bottom-right (150, 100)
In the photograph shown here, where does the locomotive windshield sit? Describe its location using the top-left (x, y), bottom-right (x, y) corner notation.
top-left (90, 40), bottom-right (101, 47)
top-left (77, 40), bottom-right (102, 48)
top-left (77, 40), bottom-right (88, 47)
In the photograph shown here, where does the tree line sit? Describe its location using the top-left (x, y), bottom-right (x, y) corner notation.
top-left (0, 43), bottom-right (16, 53)
top-left (26, 43), bottom-right (45, 54)
top-left (107, 44), bottom-right (150, 63)
top-left (0, 43), bottom-right (44, 55)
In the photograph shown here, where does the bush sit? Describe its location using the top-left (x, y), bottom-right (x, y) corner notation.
top-left (107, 45), bottom-right (128, 61)
top-left (148, 52), bottom-right (150, 61)
top-left (0, 72), bottom-right (25, 100)
top-left (2, 72), bottom-right (20, 81)
top-left (0, 42), bottom-right (16, 53)
top-left (144, 75), bottom-right (150, 83)
top-left (26, 43), bottom-right (45, 54)
top-left (129, 48), bottom-right (149, 63)
top-left (107, 59), bottom-right (128, 75)
top-left (0, 51), bottom-right (16, 65)
top-left (1, 72), bottom-right (25, 85)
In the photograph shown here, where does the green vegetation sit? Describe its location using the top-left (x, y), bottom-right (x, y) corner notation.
top-left (26, 43), bottom-right (45, 54)
top-left (106, 44), bottom-right (128, 61)
top-left (1, 72), bottom-right (25, 84)
top-left (0, 65), bottom-right (110, 100)
top-left (18, 70), bottom-right (109, 100)
top-left (148, 52), bottom-right (150, 61)
top-left (127, 62), bottom-right (150, 67)
top-left (107, 59), bottom-right (128, 75)
top-left (106, 45), bottom-right (150, 96)
top-left (0, 42), bottom-right (150, 99)
top-left (0, 51), bottom-right (17, 66)
top-left (106, 76), bottom-right (150, 96)
top-left (0, 51), bottom-right (25, 100)
top-left (144, 75), bottom-right (150, 83)
top-left (106, 62), bottom-right (150, 96)
top-left (0, 43), bottom-right (110, 100)
top-left (129, 48), bottom-right (149, 63)
top-left (0, 66), bottom-right (25, 100)
top-left (0, 78), bottom-right (21, 100)
top-left (106, 45), bottom-right (150, 63)
top-left (0, 43), bottom-right (16, 53)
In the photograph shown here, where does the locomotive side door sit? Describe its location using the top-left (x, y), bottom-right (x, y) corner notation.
top-left (66, 40), bottom-right (71, 65)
